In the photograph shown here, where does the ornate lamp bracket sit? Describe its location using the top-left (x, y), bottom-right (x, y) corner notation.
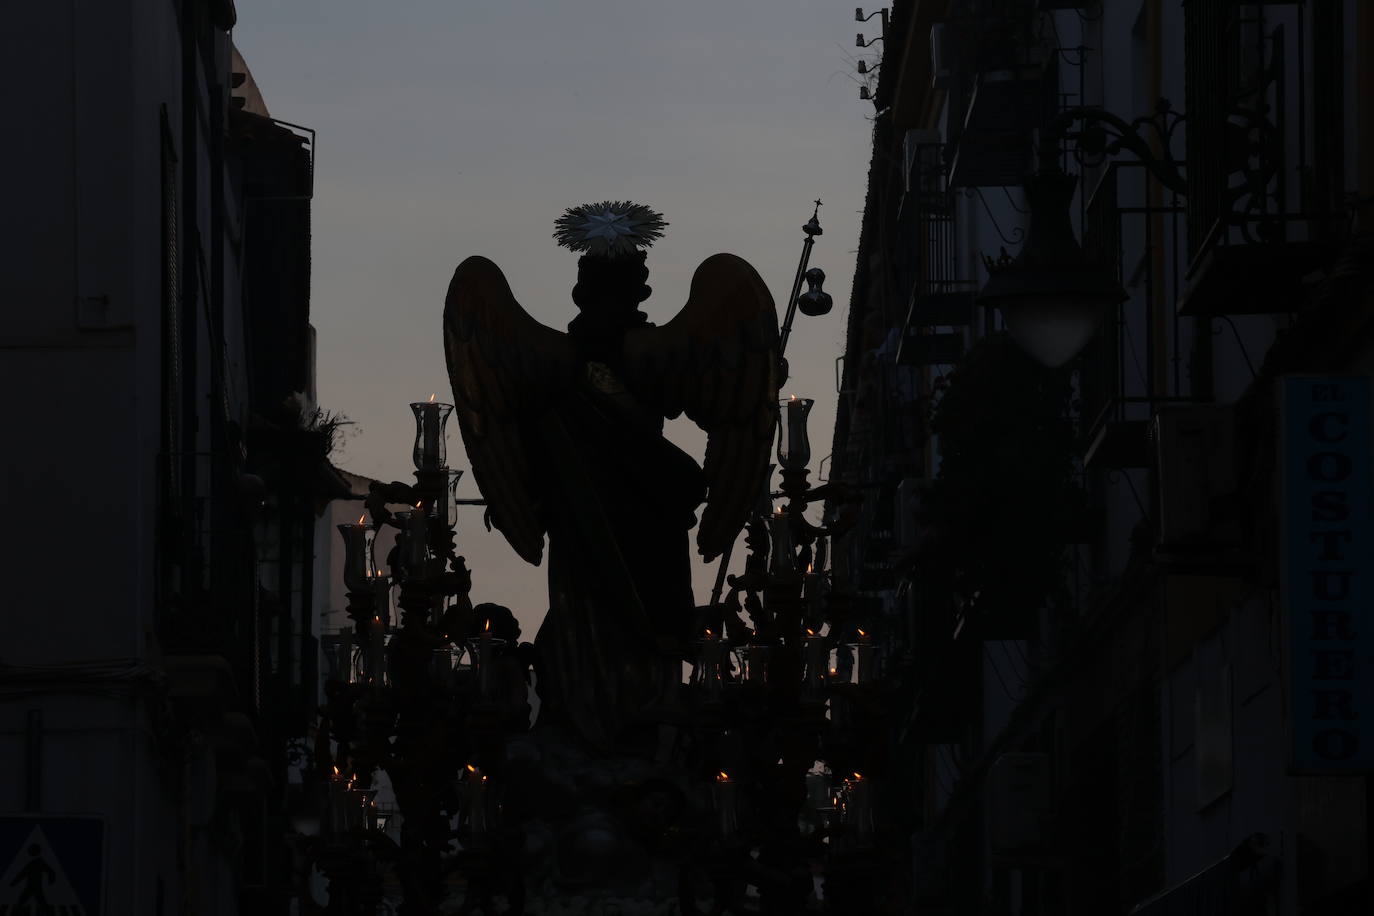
top-left (1039, 98), bottom-right (1188, 196)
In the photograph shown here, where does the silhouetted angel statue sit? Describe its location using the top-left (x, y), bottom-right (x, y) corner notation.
top-left (443, 201), bottom-right (778, 753)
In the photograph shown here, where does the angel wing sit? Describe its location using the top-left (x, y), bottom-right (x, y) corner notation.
top-left (443, 256), bottom-right (579, 564)
top-left (621, 253), bottom-right (779, 561)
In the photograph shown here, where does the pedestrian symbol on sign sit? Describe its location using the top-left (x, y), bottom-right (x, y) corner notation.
top-left (0, 826), bottom-right (89, 915)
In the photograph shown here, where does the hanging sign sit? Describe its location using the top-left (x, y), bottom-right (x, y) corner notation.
top-left (1282, 376), bottom-right (1374, 772)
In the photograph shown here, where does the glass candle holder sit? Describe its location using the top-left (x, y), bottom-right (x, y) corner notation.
top-left (806, 772), bottom-right (836, 814)
top-left (442, 468), bottom-right (466, 527)
top-left (429, 646), bottom-right (455, 688)
top-left (364, 793), bottom-right (380, 832)
top-left (322, 632), bottom-right (358, 684)
top-left (803, 631), bottom-right (830, 691)
top-left (777, 396), bottom-right (814, 470)
top-left (410, 399), bottom-right (454, 471)
top-left (851, 630), bottom-right (879, 684)
top-left (370, 575), bottom-right (392, 627)
top-left (329, 776), bottom-right (364, 839)
top-left (337, 519), bottom-right (378, 592)
top-left (466, 627), bottom-right (507, 699)
top-left (693, 631), bottom-right (730, 701)
top-left (737, 644), bottom-right (770, 685)
top-left (767, 510), bottom-right (797, 578)
top-left (394, 507), bottom-right (429, 577)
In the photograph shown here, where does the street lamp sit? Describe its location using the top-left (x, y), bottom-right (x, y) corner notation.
top-left (978, 101), bottom-right (1186, 368)
top-left (978, 168), bottom-right (1126, 368)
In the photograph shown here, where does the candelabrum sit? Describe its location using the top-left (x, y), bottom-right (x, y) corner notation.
top-left (674, 379), bottom-right (905, 915)
top-left (313, 397), bottom-right (530, 916)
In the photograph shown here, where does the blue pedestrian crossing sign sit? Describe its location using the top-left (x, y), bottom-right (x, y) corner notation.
top-left (0, 817), bottom-right (103, 916)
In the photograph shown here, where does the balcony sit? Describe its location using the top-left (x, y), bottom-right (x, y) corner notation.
top-left (1176, 221), bottom-right (1331, 317)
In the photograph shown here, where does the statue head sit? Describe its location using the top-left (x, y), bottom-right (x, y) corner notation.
top-left (571, 250), bottom-right (652, 316)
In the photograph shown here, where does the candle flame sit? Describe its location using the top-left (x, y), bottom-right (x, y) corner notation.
top-left (415, 502), bottom-right (423, 509)
top-left (852, 772), bottom-right (864, 780)
top-left (806, 628), bottom-right (815, 636)
top-left (789, 393), bottom-right (797, 401)
top-left (332, 766), bottom-right (340, 777)
top-left (484, 619), bottom-right (491, 633)
top-left (716, 771), bottom-right (730, 782)
top-left (357, 515), bottom-right (366, 525)
top-left (466, 764), bottom-right (477, 773)
top-left (428, 393), bottom-right (436, 403)
top-left (704, 628), bottom-right (713, 637)
top-left (857, 628), bottom-right (867, 638)
top-left (373, 616), bottom-right (381, 624)
top-left (829, 666), bottom-right (838, 676)
top-left (807, 563), bottom-right (814, 574)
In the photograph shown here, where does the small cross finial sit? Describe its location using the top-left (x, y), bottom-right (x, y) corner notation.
top-left (803, 200), bottom-right (824, 237)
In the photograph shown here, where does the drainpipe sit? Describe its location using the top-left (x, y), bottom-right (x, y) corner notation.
top-left (1359, 2), bottom-right (1374, 236)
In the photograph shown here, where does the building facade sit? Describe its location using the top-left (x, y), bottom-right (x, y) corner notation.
top-left (832, 1), bottom-right (1374, 913)
top-left (0, 2), bottom-right (341, 912)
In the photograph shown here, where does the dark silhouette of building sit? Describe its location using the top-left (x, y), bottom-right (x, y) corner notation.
top-left (831, 2), bottom-right (1374, 914)
top-left (0, 2), bottom-right (345, 912)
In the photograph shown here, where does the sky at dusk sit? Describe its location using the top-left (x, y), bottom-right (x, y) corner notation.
top-left (233, 0), bottom-right (877, 637)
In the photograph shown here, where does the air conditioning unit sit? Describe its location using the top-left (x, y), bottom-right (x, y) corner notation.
top-left (1152, 405), bottom-right (1239, 548)
top-left (989, 752), bottom-right (1051, 855)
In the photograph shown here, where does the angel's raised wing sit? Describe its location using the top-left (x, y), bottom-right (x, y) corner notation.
top-left (621, 253), bottom-right (779, 561)
top-left (443, 256), bottom-right (579, 564)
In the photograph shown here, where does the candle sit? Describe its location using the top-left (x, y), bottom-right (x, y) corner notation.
top-left (466, 764), bottom-right (488, 844)
top-left (329, 769), bottom-right (362, 839)
top-left (368, 616), bottom-right (385, 684)
top-left (803, 630), bottom-right (828, 691)
top-left (423, 396), bottom-right (440, 466)
top-left (778, 396), bottom-right (814, 469)
top-left (712, 771), bottom-right (738, 839)
top-left (478, 619), bottom-right (492, 697)
top-left (854, 629), bottom-right (878, 684)
top-left (843, 772), bottom-right (874, 847)
top-left (406, 503), bottom-right (428, 573)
